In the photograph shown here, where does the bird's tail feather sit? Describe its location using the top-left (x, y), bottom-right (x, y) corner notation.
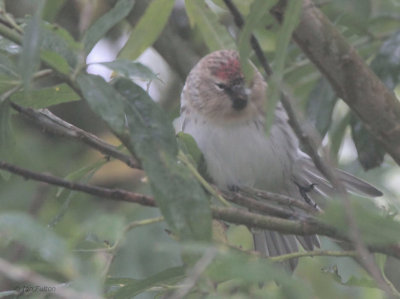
top-left (253, 230), bottom-right (319, 272)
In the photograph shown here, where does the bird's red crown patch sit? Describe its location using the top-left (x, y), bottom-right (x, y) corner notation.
top-left (212, 56), bottom-right (242, 80)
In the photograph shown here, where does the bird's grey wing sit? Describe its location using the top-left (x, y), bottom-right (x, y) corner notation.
top-left (292, 155), bottom-right (382, 206)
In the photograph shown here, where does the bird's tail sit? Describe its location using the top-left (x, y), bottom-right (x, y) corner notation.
top-left (253, 230), bottom-right (320, 272)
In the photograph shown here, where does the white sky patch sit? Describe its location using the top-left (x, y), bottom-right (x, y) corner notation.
top-left (86, 34), bottom-right (172, 102)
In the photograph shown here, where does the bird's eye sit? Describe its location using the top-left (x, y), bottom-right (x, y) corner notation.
top-left (215, 83), bottom-right (227, 90)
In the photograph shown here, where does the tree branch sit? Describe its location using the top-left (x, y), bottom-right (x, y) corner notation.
top-left (0, 161), bottom-right (154, 207)
top-left (273, 0), bottom-right (400, 166)
top-left (239, 187), bottom-right (320, 214)
top-left (267, 249), bottom-right (357, 262)
top-left (10, 102), bottom-right (141, 169)
top-left (1, 160), bottom-right (400, 261)
top-left (223, 190), bottom-right (317, 219)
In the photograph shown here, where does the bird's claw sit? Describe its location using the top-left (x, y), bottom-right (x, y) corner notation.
top-left (295, 182), bottom-right (318, 209)
top-left (227, 184), bottom-right (240, 192)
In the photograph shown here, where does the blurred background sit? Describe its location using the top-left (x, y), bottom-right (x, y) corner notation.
top-left (1, 0), bottom-right (400, 298)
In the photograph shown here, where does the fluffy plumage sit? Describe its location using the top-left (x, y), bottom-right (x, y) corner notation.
top-left (174, 50), bottom-right (382, 271)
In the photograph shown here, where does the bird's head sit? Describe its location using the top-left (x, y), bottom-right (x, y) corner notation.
top-left (182, 50), bottom-right (266, 123)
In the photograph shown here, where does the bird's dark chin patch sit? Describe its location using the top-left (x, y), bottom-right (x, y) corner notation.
top-left (232, 98), bottom-right (247, 111)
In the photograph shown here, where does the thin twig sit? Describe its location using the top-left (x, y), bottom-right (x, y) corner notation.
top-left (178, 151), bottom-right (230, 207)
top-left (223, 190), bottom-right (310, 219)
top-left (239, 187), bottom-right (320, 214)
top-left (10, 102), bottom-right (141, 169)
top-left (168, 247), bottom-right (218, 299)
top-left (267, 249), bottom-right (357, 262)
top-left (0, 161), bottom-right (154, 206)
top-left (100, 216), bottom-right (164, 278)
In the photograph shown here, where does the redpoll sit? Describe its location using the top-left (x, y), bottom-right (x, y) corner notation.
top-left (174, 50), bottom-right (382, 271)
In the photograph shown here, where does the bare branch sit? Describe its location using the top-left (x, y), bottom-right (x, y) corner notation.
top-left (0, 161), bottom-right (154, 207)
top-left (223, 190), bottom-right (317, 219)
top-left (239, 187), bottom-right (320, 214)
top-left (11, 102), bottom-right (141, 169)
top-left (268, 249), bottom-right (358, 262)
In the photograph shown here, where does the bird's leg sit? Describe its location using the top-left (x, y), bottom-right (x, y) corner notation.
top-left (295, 182), bottom-right (318, 209)
top-left (227, 184), bottom-right (240, 192)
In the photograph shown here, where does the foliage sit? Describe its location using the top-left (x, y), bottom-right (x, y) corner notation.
top-left (0, 0), bottom-right (399, 298)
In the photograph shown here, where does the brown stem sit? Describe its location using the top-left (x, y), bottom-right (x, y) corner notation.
top-left (10, 102), bottom-right (141, 169)
top-left (223, 190), bottom-right (316, 219)
top-left (1, 160), bottom-right (400, 261)
top-left (0, 161), bottom-right (154, 207)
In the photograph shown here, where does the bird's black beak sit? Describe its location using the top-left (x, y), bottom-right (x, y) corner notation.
top-left (229, 84), bottom-right (248, 111)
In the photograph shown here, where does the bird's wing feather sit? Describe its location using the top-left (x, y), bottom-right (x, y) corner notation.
top-left (294, 156), bottom-right (382, 199)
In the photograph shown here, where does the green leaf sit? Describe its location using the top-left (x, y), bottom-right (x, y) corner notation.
top-left (0, 75), bottom-right (19, 95)
top-left (82, 214), bottom-right (126, 246)
top-left (348, 30), bottom-right (400, 170)
top-left (41, 50), bottom-right (70, 75)
top-left (238, 0), bottom-right (277, 80)
top-left (0, 52), bottom-right (19, 77)
top-left (56, 159), bottom-right (107, 198)
top-left (0, 54), bottom-right (20, 95)
top-left (384, 256), bottom-right (400, 292)
top-left (118, 0), bottom-right (175, 60)
top-left (176, 132), bottom-right (203, 167)
top-left (326, 0), bottom-right (371, 31)
top-left (266, 0), bottom-right (302, 132)
top-left (78, 74), bottom-right (212, 241)
top-left (19, 0), bottom-right (45, 90)
top-left (320, 197), bottom-right (400, 246)
top-left (324, 266), bottom-right (378, 289)
top-left (0, 212), bottom-right (77, 277)
top-left (185, 0), bottom-right (235, 52)
top-left (306, 77), bottom-right (337, 137)
top-left (350, 114), bottom-right (385, 170)
top-left (77, 75), bottom-right (127, 131)
top-left (10, 83), bottom-right (80, 109)
top-left (106, 267), bottom-right (185, 298)
top-left (49, 159), bottom-right (107, 228)
top-left (0, 35), bottom-right (20, 55)
top-left (97, 60), bottom-right (159, 81)
top-left (43, 0), bottom-right (66, 22)
top-left (40, 22), bottom-right (81, 70)
top-left (204, 249), bottom-right (311, 298)
top-left (83, 0), bottom-right (135, 54)
top-left (374, 31), bottom-right (400, 87)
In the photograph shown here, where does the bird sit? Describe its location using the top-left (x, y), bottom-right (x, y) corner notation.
top-left (174, 49), bottom-right (382, 272)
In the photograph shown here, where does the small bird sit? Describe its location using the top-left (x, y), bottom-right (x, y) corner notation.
top-left (174, 50), bottom-right (382, 271)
